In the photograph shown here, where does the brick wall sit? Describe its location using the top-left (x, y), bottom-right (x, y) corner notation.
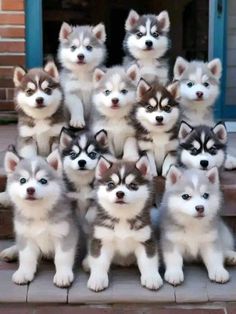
top-left (0, 0), bottom-right (25, 111)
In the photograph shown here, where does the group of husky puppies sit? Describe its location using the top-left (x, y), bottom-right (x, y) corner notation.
top-left (0, 9), bottom-right (236, 292)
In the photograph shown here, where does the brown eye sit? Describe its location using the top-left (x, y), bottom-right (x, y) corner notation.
top-left (136, 32), bottom-right (143, 38)
top-left (163, 106), bottom-right (171, 113)
top-left (26, 89), bottom-right (34, 96)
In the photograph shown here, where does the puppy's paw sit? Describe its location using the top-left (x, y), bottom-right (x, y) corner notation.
top-left (141, 272), bottom-right (163, 290)
top-left (12, 269), bottom-right (34, 285)
top-left (208, 267), bottom-right (229, 283)
top-left (225, 250), bottom-right (236, 266)
top-left (53, 269), bottom-right (74, 288)
top-left (82, 256), bottom-right (90, 273)
top-left (164, 268), bottom-right (184, 286)
top-left (224, 155), bottom-right (236, 170)
top-left (0, 245), bottom-right (18, 262)
top-left (87, 272), bottom-right (109, 292)
top-left (69, 117), bottom-right (85, 129)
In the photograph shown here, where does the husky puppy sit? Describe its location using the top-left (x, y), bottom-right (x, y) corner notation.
top-left (123, 9), bottom-right (170, 84)
top-left (173, 57), bottom-right (222, 126)
top-left (58, 22), bottom-right (107, 128)
top-left (92, 65), bottom-right (139, 157)
top-left (177, 121), bottom-right (227, 170)
top-left (84, 156), bottom-right (163, 291)
top-left (14, 61), bottom-right (65, 159)
top-left (160, 166), bottom-right (236, 285)
top-left (1, 149), bottom-right (78, 287)
top-left (130, 79), bottom-right (180, 176)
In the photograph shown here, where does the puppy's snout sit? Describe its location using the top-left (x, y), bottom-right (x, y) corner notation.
top-left (156, 116), bottom-right (163, 123)
top-left (36, 97), bottom-right (44, 105)
top-left (27, 187), bottom-right (35, 196)
top-left (145, 40), bottom-right (153, 48)
top-left (77, 54), bottom-right (85, 61)
top-left (200, 160), bottom-right (209, 169)
top-left (111, 98), bottom-right (119, 105)
top-left (196, 91), bottom-right (203, 99)
top-left (195, 205), bottom-right (204, 214)
top-left (116, 191), bottom-right (125, 199)
top-left (78, 160), bottom-right (86, 168)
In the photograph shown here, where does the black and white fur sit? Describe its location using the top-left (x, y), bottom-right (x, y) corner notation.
top-left (123, 9), bottom-right (170, 84)
top-left (58, 22), bottom-right (107, 128)
top-left (160, 166), bottom-right (236, 286)
top-left (84, 156), bottom-right (163, 291)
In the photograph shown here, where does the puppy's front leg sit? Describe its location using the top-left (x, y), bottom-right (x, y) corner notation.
top-left (65, 93), bottom-right (85, 128)
top-left (163, 246), bottom-right (184, 286)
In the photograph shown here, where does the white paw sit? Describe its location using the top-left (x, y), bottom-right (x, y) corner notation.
top-left (225, 251), bottom-right (236, 265)
top-left (164, 268), bottom-right (184, 286)
top-left (87, 272), bottom-right (109, 292)
top-left (70, 117), bottom-right (85, 129)
top-left (208, 267), bottom-right (229, 283)
top-left (53, 269), bottom-right (74, 288)
top-left (224, 155), bottom-right (236, 170)
top-left (0, 246), bottom-right (18, 262)
top-left (141, 272), bottom-right (163, 290)
top-left (82, 257), bottom-right (90, 273)
top-left (12, 269), bottom-right (34, 285)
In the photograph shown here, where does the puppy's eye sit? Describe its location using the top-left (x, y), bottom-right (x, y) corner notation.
top-left (86, 45), bottom-right (93, 51)
top-left (209, 146), bottom-right (217, 155)
top-left (129, 182), bottom-right (138, 190)
top-left (146, 105), bottom-right (153, 112)
top-left (203, 82), bottom-right (209, 87)
top-left (89, 151), bottom-right (97, 159)
top-left (26, 89), bottom-right (34, 96)
top-left (107, 181), bottom-right (115, 189)
top-left (163, 106), bottom-right (171, 113)
top-left (20, 178), bottom-right (27, 184)
top-left (70, 151), bottom-right (77, 159)
top-left (39, 178), bottom-right (48, 185)
top-left (71, 45), bottom-right (77, 51)
top-left (121, 89), bottom-right (128, 95)
top-left (202, 193), bottom-right (209, 199)
top-left (191, 148), bottom-right (198, 155)
top-left (187, 81), bottom-right (194, 88)
top-left (44, 87), bottom-right (52, 95)
top-left (152, 31), bottom-right (159, 38)
top-left (182, 194), bottom-right (191, 200)
top-left (104, 90), bottom-right (111, 96)
top-left (136, 32), bottom-right (143, 38)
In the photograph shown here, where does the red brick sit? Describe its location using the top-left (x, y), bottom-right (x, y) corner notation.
top-left (2, 0), bottom-right (24, 11)
top-left (0, 27), bottom-right (25, 38)
top-left (0, 306), bottom-right (33, 314)
top-left (0, 79), bottom-right (14, 88)
top-left (0, 41), bottom-right (24, 53)
top-left (6, 88), bottom-right (14, 100)
top-left (0, 55), bottom-right (25, 66)
top-left (0, 89), bottom-right (6, 100)
top-left (227, 305), bottom-right (236, 314)
top-left (0, 14), bottom-right (25, 25)
top-left (0, 67), bottom-right (14, 78)
top-left (0, 100), bottom-right (15, 111)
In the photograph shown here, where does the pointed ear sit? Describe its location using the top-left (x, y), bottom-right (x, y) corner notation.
top-left (156, 10), bottom-right (170, 32)
top-left (125, 9), bottom-right (140, 31)
top-left (95, 157), bottom-right (112, 179)
top-left (208, 58), bottom-right (222, 80)
top-left (47, 149), bottom-right (62, 174)
top-left (212, 122), bottom-right (227, 144)
top-left (92, 23), bottom-right (106, 42)
top-left (174, 56), bottom-right (189, 80)
top-left (166, 165), bottom-right (182, 187)
top-left (166, 81), bottom-right (180, 100)
top-left (4, 150), bottom-right (20, 174)
top-left (137, 79), bottom-right (152, 100)
top-left (59, 127), bottom-right (74, 150)
top-left (126, 64), bottom-right (140, 83)
top-left (178, 121), bottom-right (193, 142)
top-left (135, 156), bottom-right (151, 179)
top-left (93, 68), bottom-right (105, 87)
top-left (206, 167), bottom-right (219, 185)
top-left (13, 66), bottom-right (26, 87)
top-left (44, 61), bottom-right (59, 82)
top-left (59, 22), bottom-right (72, 43)
top-left (95, 129), bottom-right (108, 147)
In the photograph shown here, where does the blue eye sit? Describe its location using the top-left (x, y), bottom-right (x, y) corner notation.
top-left (89, 151), bottom-right (97, 159)
top-left (187, 82), bottom-right (194, 87)
top-left (71, 45), bottom-right (77, 51)
top-left (129, 182), bottom-right (138, 190)
top-left (202, 193), bottom-right (209, 199)
top-left (182, 194), bottom-right (191, 200)
top-left (86, 45), bottom-right (93, 51)
top-left (20, 178), bottom-right (26, 184)
top-left (136, 32), bottom-right (143, 38)
top-left (70, 151), bottom-right (77, 159)
top-left (104, 90), bottom-right (111, 96)
top-left (107, 181), bottom-right (115, 189)
top-left (39, 178), bottom-right (47, 185)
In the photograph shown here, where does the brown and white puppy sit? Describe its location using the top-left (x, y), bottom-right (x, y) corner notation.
top-left (130, 79), bottom-right (180, 176)
top-left (14, 61), bottom-right (66, 159)
top-left (84, 156), bottom-right (163, 292)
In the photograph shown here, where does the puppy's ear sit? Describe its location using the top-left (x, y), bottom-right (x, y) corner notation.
top-left (212, 121), bottom-right (227, 144)
top-left (137, 78), bottom-right (152, 100)
top-left (95, 157), bottom-right (112, 179)
top-left (178, 121), bottom-right (193, 142)
top-left (92, 23), bottom-right (106, 42)
top-left (206, 167), bottom-right (219, 185)
top-left (125, 9), bottom-right (140, 31)
top-left (95, 129), bottom-right (108, 147)
top-left (5, 150), bottom-right (20, 174)
top-left (13, 66), bottom-right (26, 87)
top-left (93, 68), bottom-right (105, 87)
top-left (47, 149), bottom-right (62, 174)
top-left (174, 56), bottom-right (189, 80)
top-left (59, 127), bottom-right (74, 150)
top-left (208, 58), bottom-right (222, 80)
top-left (59, 22), bottom-right (72, 42)
top-left (44, 61), bottom-right (59, 82)
top-left (156, 10), bottom-right (170, 32)
top-left (166, 165), bottom-right (182, 187)
top-left (135, 155), bottom-right (151, 179)
top-left (126, 64), bottom-right (140, 83)
top-left (166, 81), bottom-right (180, 100)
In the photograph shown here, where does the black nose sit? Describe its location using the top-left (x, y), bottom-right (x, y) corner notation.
top-left (27, 187), bottom-right (35, 195)
top-left (36, 97), bottom-right (44, 105)
top-left (112, 98), bottom-right (119, 105)
top-left (200, 160), bottom-right (209, 169)
top-left (77, 54), bottom-right (85, 61)
top-left (196, 91), bottom-right (203, 98)
top-left (116, 191), bottom-right (125, 199)
top-left (195, 205), bottom-right (204, 213)
top-left (156, 116), bottom-right (163, 123)
top-left (145, 40), bottom-right (153, 48)
top-left (78, 160), bottom-right (86, 168)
